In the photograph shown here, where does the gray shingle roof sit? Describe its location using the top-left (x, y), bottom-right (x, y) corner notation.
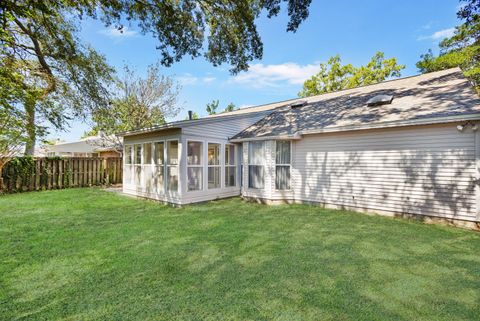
top-left (231, 68), bottom-right (480, 141)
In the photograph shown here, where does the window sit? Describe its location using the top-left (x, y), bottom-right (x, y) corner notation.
top-left (154, 142), bottom-right (164, 192)
top-left (225, 144), bottom-right (236, 187)
top-left (154, 142), bottom-right (164, 165)
top-left (134, 144), bottom-right (142, 165)
top-left (124, 145), bottom-right (132, 165)
top-left (208, 143), bottom-right (221, 189)
top-left (133, 144), bottom-right (142, 186)
top-left (275, 141), bottom-right (291, 190)
top-left (187, 141), bottom-right (203, 191)
top-left (248, 141), bottom-right (265, 189)
top-left (124, 145), bottom-right (133, 185)
top-left (143, 143), bottom-right (152, 165)
top-left (166, 140), bottom-right (179, 192)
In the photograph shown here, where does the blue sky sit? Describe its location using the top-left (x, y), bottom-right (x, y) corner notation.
top-left (54, 0), bottom-right (461, 141)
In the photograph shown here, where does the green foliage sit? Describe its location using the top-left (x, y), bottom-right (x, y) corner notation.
top-left (0, 0), bottom-right (313, 74)
top-left (1, 190), bottom-right (479, 320)
top-left (1, 1), bottom-right (115, 154)
top-left (299, 52), bottom-right (405, 97)
top-left (206, 99), bottom-right (219, 115)
top-left (416, 0), bottom-right (479, 92)
top-left (1, 156), bottom-right (36, 192)
top-left (224, 102), bottom-right (237, 113)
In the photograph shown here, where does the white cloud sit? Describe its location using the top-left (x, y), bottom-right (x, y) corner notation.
top-left (177, 73), bottom-right (198, 86)
top-left (99, 26), bottom-right (138, 39)
top-left (418, 27), bottom-right (455, 41)
top-left (239, 104), bottom-right (253, 109)
top-left (231, 62), bottom-right (318, 88)
top-left (202, 77), bottom-right (216, 83)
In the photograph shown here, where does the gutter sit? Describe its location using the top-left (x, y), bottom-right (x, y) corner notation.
top-left (229, 113), bottom-right (480, 142)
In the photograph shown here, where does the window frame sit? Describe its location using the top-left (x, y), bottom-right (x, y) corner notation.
top-left (124, 145), bottom-right (133, 165)
top-left (207, 142), bottom-right (222, 190)
top-left (224, 144), bottom-right (236, 188)
top-left (186, 140), bottom-right (204, 192)
top-left (248, 141), bottom-right (265, 189)
top-left (166, 139), bottom-right (179, 193)
top-left (153, 140), bottom-right (165, 193)
top-left (275, 140), bottom-right (292, 191)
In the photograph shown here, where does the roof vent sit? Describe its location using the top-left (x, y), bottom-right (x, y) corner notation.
top-left (289, 100), bottom-right (307, 109)
top-left (366, 94), bottom-right (393, 106)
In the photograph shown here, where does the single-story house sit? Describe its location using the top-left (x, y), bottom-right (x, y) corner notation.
top-left (118, 68), bottom-right (480, 227)
top-left (45, 135), bottom-right (122, 158)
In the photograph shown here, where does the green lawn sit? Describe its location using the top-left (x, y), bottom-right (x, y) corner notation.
top-left (0, 189), bottom-right (479, 321)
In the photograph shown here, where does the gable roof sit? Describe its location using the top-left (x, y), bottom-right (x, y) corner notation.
top-left (231, 68), bottom-right (480, 141)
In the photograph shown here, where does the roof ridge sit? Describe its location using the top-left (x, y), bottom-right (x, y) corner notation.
top-left (218, 67), bottom-right (463, 116)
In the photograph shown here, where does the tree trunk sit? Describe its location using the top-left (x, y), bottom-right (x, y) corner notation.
top-left (24, 98), bottom-right (36, 156)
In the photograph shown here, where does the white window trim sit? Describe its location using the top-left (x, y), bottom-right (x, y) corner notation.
top-left (153, 140), bottom-right (166, 193)
top-left (274, 140), bottom-right (292, 191)
top-left (187, 140), bottom-right (204, 192)
top-left (166, 139), bottom-right (179, 193)
top-left (225, 144), bottom-right (237, 188)
top-left (207, 142), bottom-right (222, 190)
top-left (124, 144), bottom-right (133, 165)
top-left (248, 141), bottom-right (266, 190)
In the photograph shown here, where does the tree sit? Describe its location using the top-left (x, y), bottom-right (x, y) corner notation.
top-left (224, 103), bottom-right (237, 113)
top-left (1, 0), bottom-right (313, 74)
top-left (1, 2), bottom-right (115, 155)
top-left (86, 64), bottom-right (181, 150)
top-left (416, 0), bottom-right (479, 92)
top-left (206, 100), bottom-right (219, 115)
top-left (299, 52), bottom-right (405, 97)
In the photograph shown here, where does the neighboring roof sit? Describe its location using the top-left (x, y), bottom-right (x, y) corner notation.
top-left (231, 68), bottom-right (480, 141)
top-left (46, 135), bottom-right (121, 153)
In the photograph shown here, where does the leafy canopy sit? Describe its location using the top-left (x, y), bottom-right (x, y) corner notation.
top-left (299, 52), bottom-right (405, 97)
top-left (1, 0), bottom-right (115, 154)
top-left (1, 0), bottom-right (313, 74)
top-left (416, 0), bottom-right (479, 92)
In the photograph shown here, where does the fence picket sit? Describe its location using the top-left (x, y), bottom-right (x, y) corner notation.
top-left (0, 157), bottom-right (122, 194)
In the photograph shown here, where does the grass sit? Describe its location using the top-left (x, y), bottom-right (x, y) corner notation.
top-left (0, 189), bottom-right (479, 321)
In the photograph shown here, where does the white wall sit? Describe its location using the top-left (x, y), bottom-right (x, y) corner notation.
top-left (242, 123), bottom-right (478, 222)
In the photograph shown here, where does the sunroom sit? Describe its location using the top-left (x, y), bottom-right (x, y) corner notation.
top-left (121, 128), bottom-right (243, 205)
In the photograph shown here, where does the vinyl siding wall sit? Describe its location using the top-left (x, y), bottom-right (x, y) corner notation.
top-left (243, 123), bottom-right (478, 222)
top-left (182, 112), bottom-right (270, 139)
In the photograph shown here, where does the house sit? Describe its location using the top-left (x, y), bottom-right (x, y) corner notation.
top-left (118, 68), bottom-right (480, 227)
top-left (45, 135), bottom-right (122, 158)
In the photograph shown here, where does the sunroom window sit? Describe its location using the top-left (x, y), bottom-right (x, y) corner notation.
top-left (134, 144), bottom-right (142, 186)
top-left (248, 141), bottom-right (265, 189)
top-left (208, 143), bottom-right (221, 189)
top-left (166, 140), bottom-right (179, 192)
top-left (225, 144), bottom-right (236, 187)
top-left (275, 141), bottom-right (291, 190)
top-left (187, 141), bottom-right (203, 191)
top-left (124, 145), bottom-right (132, 165)
top-left (154, 141), bottom-right (164, 192)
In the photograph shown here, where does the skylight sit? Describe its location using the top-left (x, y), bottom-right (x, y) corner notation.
top-left (366, 94), bottom-right (394, 106)
top-left (289, 100), bottom-right (307, 108)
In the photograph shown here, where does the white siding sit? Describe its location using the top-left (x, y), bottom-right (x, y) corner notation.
top-left (182, 113), bottom-right (270, 139)
top-left (291, 124), bottom-right (477, 221)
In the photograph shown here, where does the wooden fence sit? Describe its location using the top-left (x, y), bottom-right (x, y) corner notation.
top-left (0, 157), bottom-right (122, 193)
